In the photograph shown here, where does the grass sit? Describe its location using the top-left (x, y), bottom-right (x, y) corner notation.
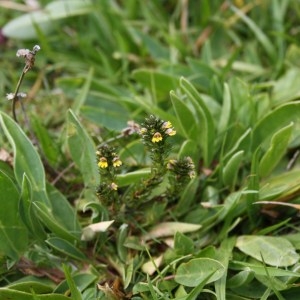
top-left (1, 0), bottom-right (300, 299)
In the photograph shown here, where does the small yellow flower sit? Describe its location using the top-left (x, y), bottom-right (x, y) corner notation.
top-left (162, 121), bottom-right (172, 129)
top-left (165, 128), bottom-right (176, 136)
top-left (98, 157), bottom-right (108, 168)
top-left (152, 132), bottom-right (163, 143)
top-left (140, 127), bottom-right (147, 134)
top-left (112, 157), bottom-right (122, 167)
top-left (110, 182), bottom-right (118, 190)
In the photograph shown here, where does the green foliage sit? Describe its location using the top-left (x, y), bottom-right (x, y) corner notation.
top-left (1, 0), bottom-right (300, 299)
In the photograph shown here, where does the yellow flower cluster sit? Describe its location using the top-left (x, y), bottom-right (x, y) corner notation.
top-left (151, 121), bottom-right (176, 143)
top-left (97, 155), bottom-right (122, 169)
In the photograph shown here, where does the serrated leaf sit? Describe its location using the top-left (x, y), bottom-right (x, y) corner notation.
top-left (236, 235), bottom-right (299, 267)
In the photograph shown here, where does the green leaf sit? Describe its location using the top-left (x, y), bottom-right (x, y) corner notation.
top-left (0, 112), bottom-right (50, 207)
top-left (72, 67), bottom-right (94, 114)
top-left (46, 237), bottom-right (86, 261)
top-left (132, 69), bottom-right (178, 98)
top-left (272, 69), bottom-right (300, 105)
top-left (180, 77), bottom-right (215, 166)
top-left (2, 0), bottom-right (93, 40)
top-left (67, 109), bottom-right (99, 188)
top-left (170, 91), bottom-right (199, 140)
top-left (175, 258), bottom-right (225, 287)
top-left (174, 232), bottom-right (194, 255)
top-left (259, 122), bottom-right (293, 177)
top-left (19, 175), bottom-right (46, 240)
top-left (116, 169), bottom-right (151, 187)
top-left (230, 5), bottom-right (276, 61)
top-left (7, 281), bottom-right (53, 294)
top-left (0, 289), bottom-right (69, 299)
top-left (231, 260), bottom-right (300, 278)
top-left (33, 202), bottom-right (80, 243)
top-left (222, 150), bottom-right (244, 188)
top-left (218, 83), bottom-right (232, 134)
top-left (252, 101), bottom-right (300, 150)
top-left (62, 265), bottom-right (83, 300)
top-left (236, 236), bottom-right (299, 267)
top-left (54, 274), bottom-right (97, 294)
top-left (117, 224), bottom-right (129, 263)
top-left (47, 183), bottom-right (81, 236)
top-left (30, 116), bottom-right (60, 167)
top-left (0, 171), bottom-right (28, 260)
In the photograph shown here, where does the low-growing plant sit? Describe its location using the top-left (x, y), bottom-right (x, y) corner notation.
top-left (1, 1), bottom-right (300, 300)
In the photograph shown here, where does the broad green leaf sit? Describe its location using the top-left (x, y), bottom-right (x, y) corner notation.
top-left (33, 202), bottom-right (80, 243)
top-left (170, 91), bottom-right (199, 140)
top-left (259, 123), bottom-right (293, 177)
top-left (252, 101), bottom-right (300, 150)
top-left (272, 69), bottom-right (300, 106)
top-left (175, 258), bottom-right (225, 287)
top-left (259, 169), bottom-right (300, 201)
top-left (30, 116), bottom-right (60, 167)
top-left (7, 281), bottom-right (53, 294)
top-left (180, 77), bottom-right (215, 166)
top-left (231, 261), bottom-right (300, 278)
top-left (67, 109), bottom-right (99, 187)
top-left (54, 273), bottom-right (97, 294)
top-left (227, 270), bottom-right (255, 288)
top-left (0, 171), bottom-right (28, 260)
top-left (0, 112), bottom-right (50, 207)
top-left (116, 169), bottom-right (151, 187)
top-left (46, 237), bottom-right (86, 261)
top-left (132, 69), bottom-right (178, 98)
top-left (47, 183), bottom-right (81, 236)
top-left (0, 289), bottom-right (69, 299)
top-left (236, 236), bottom-right (299, 267)
top-left (174, 232), bottom-right (194, 255)
top-left (2, 0), bottom-right (93, 40)
top-left (223, 128), bottom-right (251, 161)
top-left (222, 151), bottom-right (244, 188)
top-left (81, 103), bottom-right (129, 131)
